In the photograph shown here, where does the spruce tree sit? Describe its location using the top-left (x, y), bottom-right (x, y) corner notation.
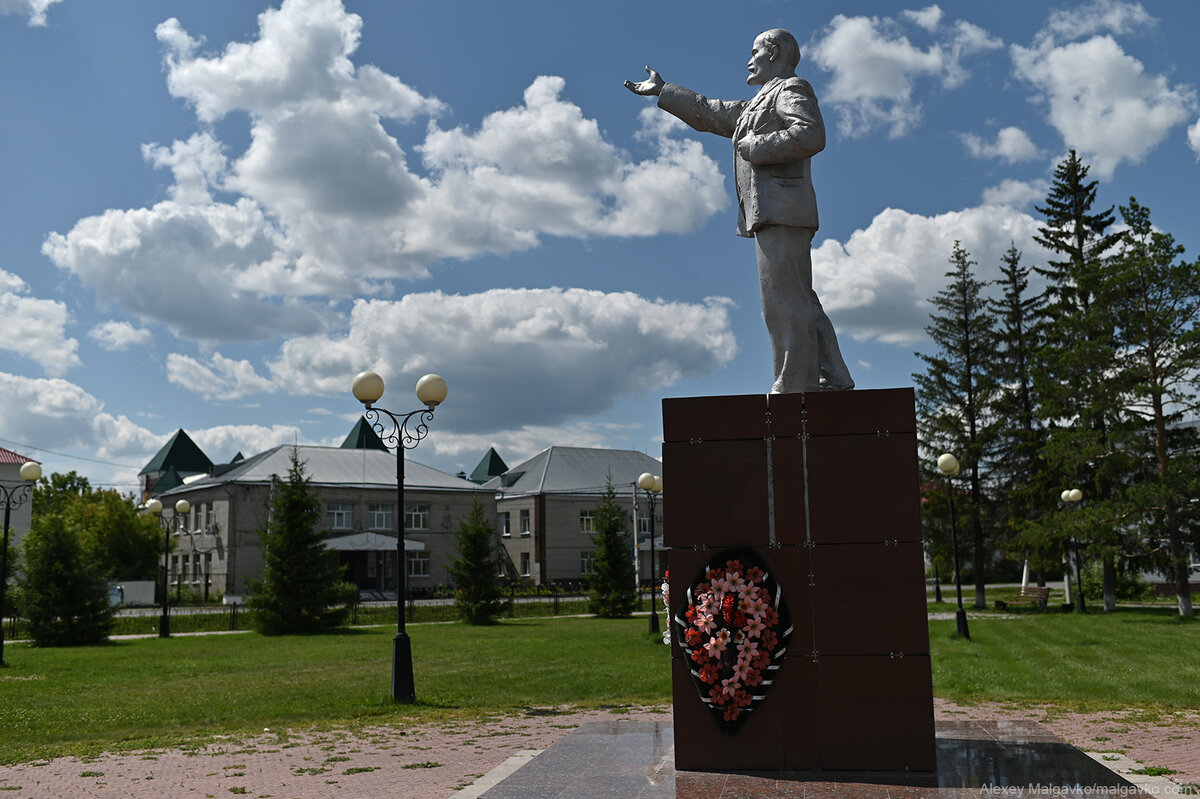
top-left (1107, 198), bottom-right (1200, 617)
top-left (19, 514), bottom-right (114, 647)
top-left (587, 480), bottom-right (636, 618)
top-left (1031, 151), bottom-right (1126, 610)
top-left (987, 244), bottom-right (1051, 581)
top-left (914, 241), bottom-right (998, 609)
top-left (447, 501), bottom-right (505, 624)
top-left (248, 449), bottom-right (353, 634)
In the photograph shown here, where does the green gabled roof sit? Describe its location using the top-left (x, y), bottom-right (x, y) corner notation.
top-left (340, 417), bottom-right (389, 452)
top-left (152, 464), bottom-right (184, 493)
top-left (468, 447), bottom-right (508, 484)
top-left (230, 452), bottom-right (244, 463)
top-left (139, 429), bottom-right (213, 476)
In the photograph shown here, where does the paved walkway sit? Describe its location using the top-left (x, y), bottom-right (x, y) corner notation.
top-left (0, 702), bottom-right (1195, 798)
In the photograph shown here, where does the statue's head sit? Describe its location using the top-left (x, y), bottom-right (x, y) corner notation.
top-left (748, 28), bottom-right (800, 85)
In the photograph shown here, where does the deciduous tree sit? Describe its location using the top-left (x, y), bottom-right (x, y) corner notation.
top-left (19, 514), bottom-right (114, 646)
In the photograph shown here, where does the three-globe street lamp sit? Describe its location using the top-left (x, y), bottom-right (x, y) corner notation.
top-left (144, 498), bottom-right (191, 638)
top-left (352, 370), bottom-right (447, 704)
top-left (937, 453), bottom-right (970, 640)
top-left (1061, 488), bottom-right (1085, 613)
top-left (1, 461), bottom-right (42, 667)
top-left (637, 472), bottom-right (663, 634)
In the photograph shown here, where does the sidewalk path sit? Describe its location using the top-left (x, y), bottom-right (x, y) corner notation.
top-left (1, 701), bottom-right (1195, 798)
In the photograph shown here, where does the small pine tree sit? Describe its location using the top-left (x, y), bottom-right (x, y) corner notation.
top-left (447, 501), bottom-right (505, 625)
top-left (19, 514), bottom-right (114, 647)
top-left (587, 481), bottom-right (637, 618)
top-left (248, 449), bottom-right (353, 635)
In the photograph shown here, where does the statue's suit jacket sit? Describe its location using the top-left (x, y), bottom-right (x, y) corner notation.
top-left (657, 76), bottom-right (825, 238)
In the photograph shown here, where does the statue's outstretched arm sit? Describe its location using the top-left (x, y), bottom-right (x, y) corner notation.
top-left (624, 66), bottom-right (664, 96)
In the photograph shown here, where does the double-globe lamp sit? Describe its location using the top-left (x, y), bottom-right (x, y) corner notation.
top-left (352, 370), bottom-right (447, 703)
top-left (144, 497), bottom-right (190, 638)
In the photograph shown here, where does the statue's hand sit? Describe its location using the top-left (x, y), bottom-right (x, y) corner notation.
top-left (624, 66), bottom-right (664, 96)
top-left (736, 135), bottom-right (760, 162)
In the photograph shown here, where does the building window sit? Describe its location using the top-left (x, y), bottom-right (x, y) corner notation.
top-left (498, 512), bottom-right (511, 537)
top-left (405, 504), bottom-right (430, 531)
top-left (579, 510), bottom-right (596, 533)
top-left (520, 552), bottom-right (531, 577)
top-left (368, 504), bottom-right (393, 530)
top-left (638, 514), bottom-right (651, 535)
top-left (327, 503), bottom-right (353, 530)
top-left (407, 551), bottom-right (430, 578)
top-left (520, 509), bottom-right (531, 535)
top-left (580, 551), bottom-right (596, 574)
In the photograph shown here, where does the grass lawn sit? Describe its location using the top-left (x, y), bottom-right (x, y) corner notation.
top-left (0, 609), bottom-right (1196, 765)
top-left (929, 607), bottom-right (1200, 710)
top-left (0, 617), bottom-right (670, 765)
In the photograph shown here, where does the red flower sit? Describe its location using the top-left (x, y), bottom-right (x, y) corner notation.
top-left (699, 662), bottom-right (720, 684)
top-left (721, 595), bottom-right (736, 623)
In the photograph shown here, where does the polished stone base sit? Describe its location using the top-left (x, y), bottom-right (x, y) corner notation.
top-left (477, 719), bottom-right (1147, 798)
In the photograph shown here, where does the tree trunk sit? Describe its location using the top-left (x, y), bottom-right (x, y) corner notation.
top-left (972, 502), bottom-right (987, 610)
top-left (1171, 535), bottom-right (1195, 618)
top-left (1102, 554), bottom-right (1117, 613)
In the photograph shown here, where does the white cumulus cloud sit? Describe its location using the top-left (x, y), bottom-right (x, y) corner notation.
top-left (166, 352), bottom-right (276, 400)
top-left (1012, 7), bottom-right (1196, 180)
top-left (0, 268), bottom-right (79, 375)
top-left (44, 0), bottom-right (726, 342)
top-left (813, 205), bottom-right (1049, 346)
top-left (960, 126), bottom-right (1041, 163)
top-left (1189, 118), bottom-right (1200, 159)
top-left (809, 10), bottom-right (1002, 138)
top-left (901, 6), bottom-right (944, 32)
top-left (89, 321), bottom-right (154, 351)
top-left (268, 288), bottom-right (738, 433)
top-left (981, 178), bottom-right (1050, 209)
top-left (0, 0), bottom-right (61, 26)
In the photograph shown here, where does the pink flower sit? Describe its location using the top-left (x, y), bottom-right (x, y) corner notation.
top-left (705, 628), bottom-right (730, 655)
top-left (742, 616), bottom-right (766, 638)
top-left (694, 611), bottom-right (716, 634)
top-left (720, 677), bottom-right (740, 698)
top-left (710, 572), bottom-right (735, 595)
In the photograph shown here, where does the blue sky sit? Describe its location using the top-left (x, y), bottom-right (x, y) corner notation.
top-left (1, 0), bottom-right (1198, 489)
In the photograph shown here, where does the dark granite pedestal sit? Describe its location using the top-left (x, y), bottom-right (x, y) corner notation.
top-left (663, 390), bottom-right (935, 772)
top-left (477, 720), bottom-right (1148, 798)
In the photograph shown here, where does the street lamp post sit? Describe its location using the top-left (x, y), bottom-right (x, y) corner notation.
top-left (1061, 488), bottom-right (1085, 613)
top-left (937, 453), bottom-right (970, 640)
top-left (144, 498), bottom-right (190, 638)
top-left (352, 370), bottom-right (447, 704)
top-left (637, 472), bottom-right (663, 634)
top-left (1, 461), bottom-right (42, 667)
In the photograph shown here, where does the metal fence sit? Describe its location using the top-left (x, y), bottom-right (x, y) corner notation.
top-left (2, 588), bottom-right (665, 639)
